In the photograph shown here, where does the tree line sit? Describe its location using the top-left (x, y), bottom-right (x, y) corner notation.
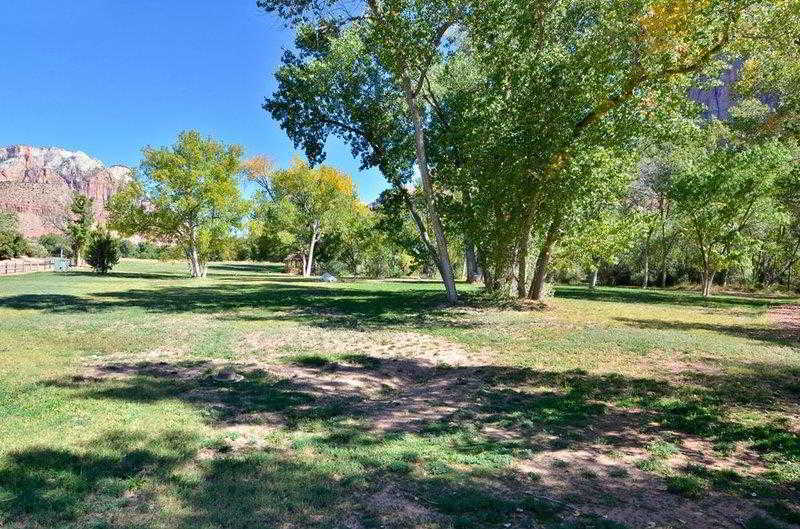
top-left (9, 0), bottom-right (798, 298)
top-left (257, 0), bottom-right (799, 299)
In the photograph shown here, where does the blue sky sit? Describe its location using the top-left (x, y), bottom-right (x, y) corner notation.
top-left (0, 1), bottom-right (386, 201)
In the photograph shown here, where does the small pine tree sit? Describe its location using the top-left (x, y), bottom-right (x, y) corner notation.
top-left (86, 230), bottom-right (121, 274)
top-left (67, 194), bottom-right (94, 266)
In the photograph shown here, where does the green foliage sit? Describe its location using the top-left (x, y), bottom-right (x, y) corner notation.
top-left (37, 233), bottom-right (69, 257)
top-left (66, 194), bottom-right (94, 264)
top-left (85, 231), bottom-right (122, 274)
top-left (248, 157), bottom-right (364, 275)
top-left (668, 120), bottom-right (797, 294)
top-left (0, 213), bottom-right (30, 260)
top-left (108, 130), bottom-right (248, 277)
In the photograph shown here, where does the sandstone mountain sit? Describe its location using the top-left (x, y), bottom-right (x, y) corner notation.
top-left (0, 146), bottom-right (131, 238)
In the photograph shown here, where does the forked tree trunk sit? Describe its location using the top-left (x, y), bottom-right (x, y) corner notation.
top-left (188, 226), bottom-right (203, 278)
top-left (528, 215), bottom-right (561, 301)
top-left (403, 81), bottom-right (457, 303)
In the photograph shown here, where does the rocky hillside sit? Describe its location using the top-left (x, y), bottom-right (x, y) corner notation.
top-left (0, 146), bottom-right (131, 238)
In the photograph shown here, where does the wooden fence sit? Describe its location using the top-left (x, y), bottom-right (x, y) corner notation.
top-left (0, 259), bottom-right (55, 276)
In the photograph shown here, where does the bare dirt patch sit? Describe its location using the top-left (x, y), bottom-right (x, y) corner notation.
top-left (241, 326), bottom-right (489, 367)
top-left (770, 304), bottom-right (800, 341)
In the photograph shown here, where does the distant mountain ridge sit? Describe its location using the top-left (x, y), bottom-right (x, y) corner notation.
top-left (0, 145), bottom-right (131, 238)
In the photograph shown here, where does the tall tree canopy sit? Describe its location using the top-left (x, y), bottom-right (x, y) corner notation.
top-left (261, 0), bottom-right (798, 301)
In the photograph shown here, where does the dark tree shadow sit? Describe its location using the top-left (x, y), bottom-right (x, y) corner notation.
top-left (555, 285), bottom-right (791, 309)
top-left (614, 317), bottom-right (798, 347)
top-left (208, 262), bottom-right (284, 274)
top-left (0, 282), bottom-right (480, 331)
top-left (11, 356), bottom-right (800, 528)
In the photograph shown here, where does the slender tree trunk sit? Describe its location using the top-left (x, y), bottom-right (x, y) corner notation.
top-left (465, 243), bottom-right (480, 284)
top-left (528, 215), bottom-right (561, 301)
top-left (304, 224), bottom-right (319, 277)
top-left (660, 266), bottom-right (668, 288)
top-left (642, 229), bottom-right (652, 289)
top-left (516, 229), bottom-right (530, 298)
top-left (188, 226), bottom-right (202, 278)
top-left (590, 268), bottom-right (599, 289)
top-left (403, 81), bottom-right (457, 304)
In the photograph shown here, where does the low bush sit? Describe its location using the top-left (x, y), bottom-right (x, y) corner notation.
top-left (86, 231), bottom-right (121, 274)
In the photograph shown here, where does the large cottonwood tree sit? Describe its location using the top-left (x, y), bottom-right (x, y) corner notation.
top-left (260, 0), bottom-right (464, 302)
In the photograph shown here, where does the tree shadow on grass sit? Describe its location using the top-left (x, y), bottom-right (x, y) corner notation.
top-left (19, 357), bottom-right (800, 528)
top-left (207, 262), bottom-right (284, 274)
top-left (40, 357), bottom-right (800, 462)
top-left (614, 317), bottom-right (798, 348)
top-left (65, 270), bottom-right (187, 280)
top-left (0, 282), bottom-right (480, 331)
top-left (555, 285), bottom-right (793, 309)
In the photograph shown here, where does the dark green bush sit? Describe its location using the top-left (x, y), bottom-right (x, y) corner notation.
top-left (86, 231), bottom-right (121, 274)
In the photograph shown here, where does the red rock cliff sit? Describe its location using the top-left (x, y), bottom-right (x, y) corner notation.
top-left (0, 146), bottom-right (131, 238)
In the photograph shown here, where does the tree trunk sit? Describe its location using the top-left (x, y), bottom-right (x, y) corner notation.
top-left (304, 224), bottom-right (319, 277)
top-left (528, 215), bottom-right (561, 301)
top-left (642, 229), bottom-right (652, 289)
top-left (403, 81), bottom-right (457, 303)
top-left (590, 268), bottom-right (598, 289)
top-left (188, 226), bottom-right (202, 278)
top-left (659, 196), bottom-right (669, 288)
top-left (701, 269), bottom-right (715, 297)
top-left (516, 229), bottom-right (530, 298)
top-left (465, 243), bottom-right (480, 284)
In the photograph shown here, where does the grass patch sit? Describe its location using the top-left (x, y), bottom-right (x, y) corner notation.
top-left (665, 474), bottom-right (711, 498)
top-left (1, 260), bottom-right (798, 528)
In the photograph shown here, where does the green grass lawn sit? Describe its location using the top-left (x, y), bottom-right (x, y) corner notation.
top-left (1, 259), bottom-right (799, 528)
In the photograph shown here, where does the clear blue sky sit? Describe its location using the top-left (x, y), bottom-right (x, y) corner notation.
top-left (0, 1), bottom-right (385, 201)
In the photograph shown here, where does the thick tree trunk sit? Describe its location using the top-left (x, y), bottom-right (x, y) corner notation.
top-left (528, 215), bottom-right (561, 301)
top-left (701, 269), bottom-right (715, 297)
top-left (660, 267), bottom-right (668, 288)
top-left (403, 82), bottom-right (457, 303)
top-left (590, 268), bottom-right (598, 289)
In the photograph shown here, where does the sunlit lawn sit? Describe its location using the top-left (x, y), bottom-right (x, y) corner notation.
top-left (1, 259), bottom-right (799, 528)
